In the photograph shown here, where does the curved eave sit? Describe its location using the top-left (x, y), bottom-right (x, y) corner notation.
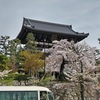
top-left (76, 33), bottom-right (89, 42)
top-left (17, 27), bottom-right (26, 40)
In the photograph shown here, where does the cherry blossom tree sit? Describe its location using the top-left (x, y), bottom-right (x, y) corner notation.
top-left (45, 39), bottom-right (98, 100)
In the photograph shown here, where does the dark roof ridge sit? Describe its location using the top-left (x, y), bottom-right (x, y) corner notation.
top-left (23, 17), bottom-right (72, 29)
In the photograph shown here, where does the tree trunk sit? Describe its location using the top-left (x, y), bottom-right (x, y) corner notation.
top-left (80, 82), bottom-right (84, 100)
top-left (80, 61), bottom-right (84, 100)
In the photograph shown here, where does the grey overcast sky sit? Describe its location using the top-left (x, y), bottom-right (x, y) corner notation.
top-left (0, 0), bottom-right (100, 49)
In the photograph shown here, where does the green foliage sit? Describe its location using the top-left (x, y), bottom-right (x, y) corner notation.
top-left (7, 38), bottom-right (22, 70)
top-left (14, 74), bottom-right (30, 85)
top-left (0, 54), bottom-right (8, 71)
top-left (25, 33), bottom-right (37, 53)
top-left (39, 74), bottom-right (55, 86)
top-left (0, 36), bottom-right (22, 71)
top-left (19, 50), bottom-right (44, 76)
top-left (0, 73), bottom-right (17, 85)
top-left (7, 38), bottom-right (21, 56)
top-left (14, 74), bottom-right (30, 82)
top-left (0, 34), bottom-right (44, 85)
top-left (0, 36), bottom-right (10, 55)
